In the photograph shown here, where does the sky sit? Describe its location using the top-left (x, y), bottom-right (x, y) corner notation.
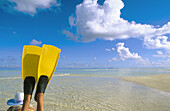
top-left (0, 0), bottom-right (170, 69)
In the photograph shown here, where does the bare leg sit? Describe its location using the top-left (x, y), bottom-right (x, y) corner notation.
top-left (22, 94), bottom-right (31, 111)
top-left (22, 77), bottom-right (35, 111)
top-left (36, 93), bottom-right (44, 111)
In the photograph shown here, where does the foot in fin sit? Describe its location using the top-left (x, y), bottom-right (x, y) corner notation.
top-left (24, 77), bottom-right (35, 96)
top-left (34, 45), bottom-right (61, 101)
top-left (22, 45), bottom-right (41, 98)
top-left (34, 75), bottom-right (49, 101)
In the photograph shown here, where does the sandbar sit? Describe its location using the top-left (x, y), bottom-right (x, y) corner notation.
top-left (122, 74), bottom-right (170, 93)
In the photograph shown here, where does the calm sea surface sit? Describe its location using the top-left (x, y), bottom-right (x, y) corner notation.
top-left (1, 68), bottom-right (170, 78)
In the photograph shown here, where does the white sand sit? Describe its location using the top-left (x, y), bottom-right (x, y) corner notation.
top-left (122, 74), bottom-right (170, 93)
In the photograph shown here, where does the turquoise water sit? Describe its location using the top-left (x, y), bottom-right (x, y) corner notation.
top-left (56, 68), bottom-right (170, 77)
top-left (1, 68), bottom-right (170, 78)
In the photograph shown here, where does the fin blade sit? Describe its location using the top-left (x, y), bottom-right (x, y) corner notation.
top-left (38, 44), bottom-right (61, 84)
top-left (22, 45), bottom-right (41, 84)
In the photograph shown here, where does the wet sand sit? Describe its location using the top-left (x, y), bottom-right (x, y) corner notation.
top-left (122, 74), bottom-right (170, 93)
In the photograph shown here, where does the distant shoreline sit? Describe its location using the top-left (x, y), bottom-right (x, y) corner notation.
top-left (1, 67), bottom-right (170, 70)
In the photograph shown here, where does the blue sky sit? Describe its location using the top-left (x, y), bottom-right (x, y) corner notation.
top-left (0, 0), bottom-right (170, 68)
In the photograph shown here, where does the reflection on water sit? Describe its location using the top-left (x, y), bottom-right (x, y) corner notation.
top-left (1, 76), bottom-right (170, 111)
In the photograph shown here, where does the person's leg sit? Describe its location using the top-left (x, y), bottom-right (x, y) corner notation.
top-left (21, 94), bottom-right (31, 111)
top-left (22, 77), bottom-right (35, 111)
top-left (36, 93), bottom-right (44, 111)
top-left (35, 76), bottom-right (48, 111)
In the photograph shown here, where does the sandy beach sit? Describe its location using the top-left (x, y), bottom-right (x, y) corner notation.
top-left (122, 74), bottom-right (170, 93)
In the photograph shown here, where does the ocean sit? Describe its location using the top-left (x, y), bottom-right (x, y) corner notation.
top-left (1, 68), bottom-right (170, 78)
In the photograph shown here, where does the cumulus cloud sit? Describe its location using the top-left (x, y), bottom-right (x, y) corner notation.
top-left (112, 42), bottom-right (150, 65)
top-left (30, 39), bottom-right (42, 45)
top-left (0, 0), bottom-right (61, 15)
top-left (144, 36), bottom-right (170, 50)
top-left (64, 0), bottom-right (170, 43)
top-left (116, 42), bottom-right (141, 60)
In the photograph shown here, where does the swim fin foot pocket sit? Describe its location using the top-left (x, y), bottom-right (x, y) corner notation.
top-left (24, 77), bottom-right (35, 95)
top-left (34, 75), bottom-right (49, 101)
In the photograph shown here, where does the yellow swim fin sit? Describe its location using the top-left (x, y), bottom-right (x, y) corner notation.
top-left (22, 45), bottom-right (41, 95)
top-left (37, 44), bottom-right (61, 85)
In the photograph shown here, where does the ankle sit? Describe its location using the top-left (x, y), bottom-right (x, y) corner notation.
top-left (36, 93), bottom-right (44, 102)
top-left (24, 94), bottom-right (31, 101)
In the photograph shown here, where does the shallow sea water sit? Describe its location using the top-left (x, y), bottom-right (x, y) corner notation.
top-left (1, 68), bottom-right (170, 78)
top-left (1, 75), bottom-right (170, 111)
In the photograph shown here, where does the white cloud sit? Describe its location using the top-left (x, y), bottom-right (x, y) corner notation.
top-left (112, 48), bottom-right (115, 51)
top-left (3, 0), bottom-right (61, 15)
top-left (144, 36), bottom-right (170, 50)
top-left (108, 58), bottom-right (118, 62)
top-left (152, 50), bottom-right (170, 58)
top-left (112, 42), bottom-right (150, 65)
top-left (151, 59), bottom-right (170, 68)
top-left (136, 58), bottom-right (150, 65)
top-left (157, 51), bottom-right (163, 55)
top-left (64, 0), bottom-right (170, 43)
top-left (30, 39), bottom-right (42, 45)
top-left (116, 42), bottom-right (141, 61)
top-left (105, 48), bottom-right (115, 51)
top-left (105, 48), bottom-right (111, 51)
